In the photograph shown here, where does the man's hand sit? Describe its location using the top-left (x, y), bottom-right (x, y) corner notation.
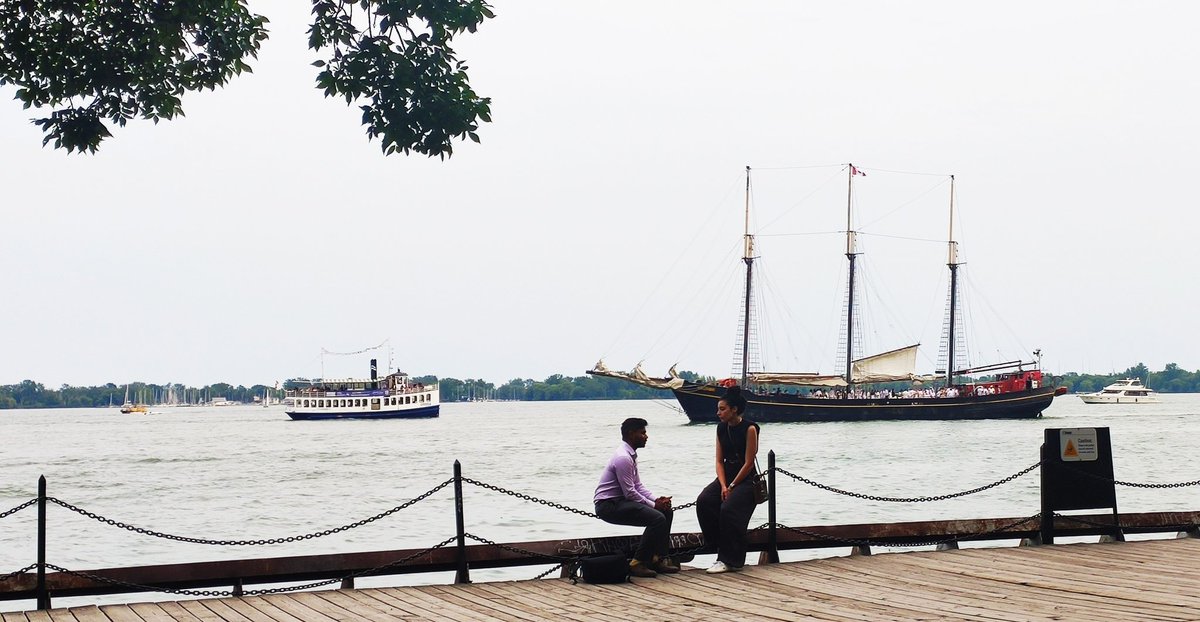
top-left (654, 496), bottom-right (672, 512)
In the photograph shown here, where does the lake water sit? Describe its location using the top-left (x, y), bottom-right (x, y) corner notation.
top-left (3, 394), bottom-right (1199, 610)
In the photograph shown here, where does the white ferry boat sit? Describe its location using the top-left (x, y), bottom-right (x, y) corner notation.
top-left (283, 359), bottom-right (439, 420)
top-left (1078, 379), bottom-right (1160, 404)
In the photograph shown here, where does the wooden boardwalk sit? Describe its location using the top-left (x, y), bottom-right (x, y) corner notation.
top-left (5, 538), bottom-right (1199, 621)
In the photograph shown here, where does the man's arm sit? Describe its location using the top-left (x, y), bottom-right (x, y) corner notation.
top-left (613, 454), bottom-right (656, 507)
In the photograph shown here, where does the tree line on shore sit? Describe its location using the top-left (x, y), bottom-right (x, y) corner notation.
top-left (2, 363), bottom-right (1199, 409)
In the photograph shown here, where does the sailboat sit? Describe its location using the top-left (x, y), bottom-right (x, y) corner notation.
top-left (119, 385), bottom-right (149, 414)
top-left (592, 165), bottom-right (1065, 423)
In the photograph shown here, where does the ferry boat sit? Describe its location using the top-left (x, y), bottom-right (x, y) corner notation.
top-left (283, 359), bottom-right (439, 420)
top-left (1078, 379), bottom-right (1160, 404)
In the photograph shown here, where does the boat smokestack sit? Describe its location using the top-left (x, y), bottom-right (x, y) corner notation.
top-left (370, 359), bottom-right (378, 389)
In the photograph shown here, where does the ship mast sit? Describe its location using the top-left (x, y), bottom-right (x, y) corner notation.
top-left (740, 165), bottom-right (754, 387)
top-left (946, 175), bottom-right (960, 386)
top-left (844, 164), bottom-right (859, 388)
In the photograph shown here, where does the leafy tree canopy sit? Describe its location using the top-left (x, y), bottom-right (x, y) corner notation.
top-left (0, 0), bottom-right (493, 156)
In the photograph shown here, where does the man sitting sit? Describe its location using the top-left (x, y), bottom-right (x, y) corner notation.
top-left (593, 417), bottom-right (680, 578)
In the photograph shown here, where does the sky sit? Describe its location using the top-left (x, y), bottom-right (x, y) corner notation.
top-left (2, 1), bottom-right (1198, 388)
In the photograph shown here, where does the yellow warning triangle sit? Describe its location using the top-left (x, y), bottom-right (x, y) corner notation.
top-left (1064, 439), bottom-right (1079, 458)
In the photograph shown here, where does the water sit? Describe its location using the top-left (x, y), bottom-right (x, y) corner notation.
top-left (2, 394), bottom-right (1199, 610)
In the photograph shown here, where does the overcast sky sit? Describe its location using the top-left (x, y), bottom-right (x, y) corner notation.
top-left (2, 1), bottom-right (1197, 388)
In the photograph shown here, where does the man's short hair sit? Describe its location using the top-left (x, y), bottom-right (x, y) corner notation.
top-left (621, 417), bottom-right (648, 438)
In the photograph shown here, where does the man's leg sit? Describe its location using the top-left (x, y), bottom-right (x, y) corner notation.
top-left (595, 498), bottom-right (668, 563)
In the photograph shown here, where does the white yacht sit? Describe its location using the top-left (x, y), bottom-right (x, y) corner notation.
top-left (1078, 379), bottom-right (1160, 404)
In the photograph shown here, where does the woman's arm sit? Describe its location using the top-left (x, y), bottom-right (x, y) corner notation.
top-left (714, 434), bottom-right (727, 486)
top-left (729, 425), bottom-right (759, 488)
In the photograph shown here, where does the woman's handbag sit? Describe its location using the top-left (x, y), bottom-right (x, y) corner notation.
top-left (752, 458), bottom-right (769, 505)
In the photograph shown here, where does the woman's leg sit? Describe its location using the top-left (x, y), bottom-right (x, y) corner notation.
top-left (716, 483), bottom-right (757, 567)
top-left (694, 479), bottom-right (723, 552)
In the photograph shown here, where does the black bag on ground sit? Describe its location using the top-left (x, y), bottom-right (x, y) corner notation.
top-left (579, 554), bottom-right (629, 584)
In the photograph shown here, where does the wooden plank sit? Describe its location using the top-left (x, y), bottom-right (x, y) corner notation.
top-left (61, 607), bottom-right (110, 622)
top-left (152, 602), bottom-right (203, 622)
top-left (881, 552), bottom-right (1190, 621)
top-left (374, 587), bottom-right (497, 622)
top-left (94, 605), bottom-right (143, 622)
top-left (308, 591), bottom-right (400, 622)
top-left (469, 581), bottom-right (606, 622)
top-left (408, 586), bottom-right (518, 622)
top-left (626, 569), bottom-right (851, 622)
top-left (469, 581), bottom-right (601, 622)
top-left (330, 589), bottom-right (422, 621)
top-left (776, 551), bottom-right (1077, 621)
top-left (419, 585), bottom-right (533, 622)
top-left (127, 603), bottom-right (177, 622)
top-left (279, 593), bottom-right (362, 622)
top-left (172, 601), bottom-right (229, 622)
top-left (219, 597), bottom-right (301, 622)
top-left (351, 588), bottom-right (442, 620)
top-left (187, 599), bottom-right (254, 622)
top-left (242, 595), bottom-right (325, 622)
top-left (0, 613), bottom-right (28, 622)
top-left (682, 567), bottom-right (907, 622)
top-left (775, 557), bottom-right (1077, 621)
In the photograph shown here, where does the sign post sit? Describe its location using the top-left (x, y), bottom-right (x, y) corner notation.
top-left (1040, 427), bottom-right (1121, 544)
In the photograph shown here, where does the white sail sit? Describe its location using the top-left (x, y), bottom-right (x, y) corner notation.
top-left (851, 344), bottom-right (927, 383)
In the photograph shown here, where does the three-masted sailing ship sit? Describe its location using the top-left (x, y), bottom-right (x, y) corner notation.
top-left (592, 165), bottom-right (1064, 423)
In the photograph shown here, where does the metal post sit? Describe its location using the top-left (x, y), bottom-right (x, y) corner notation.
top-left (36, 475), bottom-right (49, 611)
top-left (1039, 440), bottom-right (1052, 546)
top-left (766, 450), bottom-right (779, 563)
top-left (453, 460), bottom-right (470, 584)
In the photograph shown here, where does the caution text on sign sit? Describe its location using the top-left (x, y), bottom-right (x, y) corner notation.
top-left (1060, 428), bottom-right (1099, 462)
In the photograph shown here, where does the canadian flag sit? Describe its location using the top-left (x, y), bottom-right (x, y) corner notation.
top-left (850, 164), bottom-right (866, 177)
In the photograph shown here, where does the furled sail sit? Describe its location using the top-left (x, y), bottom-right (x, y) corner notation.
top-left (748, 345), bottom-right (932, 387)
top-left (590, 360), bottom-right (685, 390)
top-left (747, 372), bottom-right (848, 387)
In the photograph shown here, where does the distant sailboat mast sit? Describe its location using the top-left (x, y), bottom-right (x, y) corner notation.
top-left (740, 165), bottom-right (755, 387)
top-left (844, 164), bottom-right (861, 388)
top-left (946, 174), bottom-right (960, 386)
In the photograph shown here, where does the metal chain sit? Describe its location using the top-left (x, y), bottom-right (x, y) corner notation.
top-left (464, 532), bottom-right (578, 564)
top-left (45, 478), bottom-right (452, 546)
top-left (0, 563), bottom-right (37, 582)
top-left (0, 498), bottom-right (36, 520)
top-left (43, 536), bottom-right (457, 598)
top-left (1057, 463), bottom-right (1200, 489)
top-left (462, 478), bottom-right (599, 518)
top-left (774, 513), bottom-right (1042, 549)
top-left (774, 461), bottom-right (1042, 503)
top-left (463, 476), bottom-right (697, 515)
top-left (530, 562), bottom-right (565, 581)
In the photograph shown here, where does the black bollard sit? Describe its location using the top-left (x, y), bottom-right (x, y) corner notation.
top-left (453, 460), bottom-right (470, 583)
top-left (36, 475), bottom-right (49, 611)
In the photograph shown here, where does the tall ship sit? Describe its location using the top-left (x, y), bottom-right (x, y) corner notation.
top-left (592, 165), bottom-right (1064, 423)
top-left (283, 358), bottom-right (439, 420)
top-left (1078, 379), bottom-right (1160, 404)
